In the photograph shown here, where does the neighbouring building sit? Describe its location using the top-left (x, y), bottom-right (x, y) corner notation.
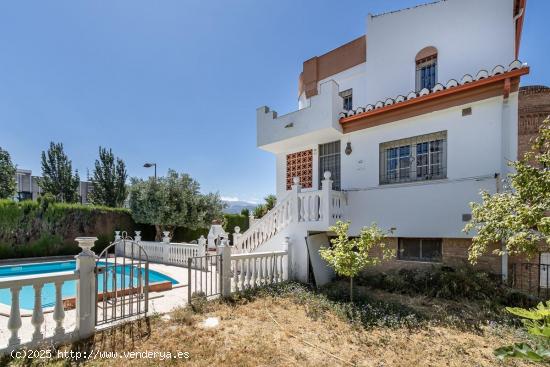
top-left (15, 169), bottom-right (93, 204)
top-left (233, 0), bottom-right (538, 286)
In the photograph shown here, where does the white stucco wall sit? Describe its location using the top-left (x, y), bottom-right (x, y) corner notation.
top-left (365, 0), bottom-right (515, 104)
top-left (274, 95), bottom-right (516, 238)
top-left (315, 63), bottom-right (367, 110)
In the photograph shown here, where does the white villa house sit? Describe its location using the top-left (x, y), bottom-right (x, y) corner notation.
top-left (232, 0), bottom-right (531, 285)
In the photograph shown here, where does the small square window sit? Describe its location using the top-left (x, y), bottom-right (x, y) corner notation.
top-left (339, 89), bottom-right (353, 111)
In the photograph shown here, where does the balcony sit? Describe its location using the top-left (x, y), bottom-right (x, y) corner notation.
top-left (257, 80), bottom-right (344, 153)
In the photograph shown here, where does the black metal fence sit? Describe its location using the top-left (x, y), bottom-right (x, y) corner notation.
top-left (187, 254), bottom-right (222, 304)
top-left (510, 263), bottom-right (550, 300)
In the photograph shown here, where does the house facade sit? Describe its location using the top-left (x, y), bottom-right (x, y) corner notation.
top-left (236, 0), bottom-right (531, 285)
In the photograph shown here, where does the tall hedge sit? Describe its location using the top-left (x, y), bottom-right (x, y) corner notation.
top-left (0, 200), bottom-right (251, 259)
top-left (0, 199), bottom-right (134, 259)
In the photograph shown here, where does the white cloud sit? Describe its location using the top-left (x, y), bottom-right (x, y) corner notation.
top-left (221, 196), bottom-right (240, 202)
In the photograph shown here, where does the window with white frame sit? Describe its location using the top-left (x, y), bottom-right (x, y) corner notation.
top-left (379, 131), bottom-right (447, 185)
top-left (398, 238), bottom-right (442, 262)
top-left (339, 89), bottom-right (353, 111)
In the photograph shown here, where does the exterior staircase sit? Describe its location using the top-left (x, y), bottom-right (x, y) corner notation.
top-left (232, 172), bottom-right (346, 254)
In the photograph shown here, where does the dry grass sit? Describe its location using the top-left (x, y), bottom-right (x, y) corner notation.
top-left (5, 284), bottom-right (535, 367)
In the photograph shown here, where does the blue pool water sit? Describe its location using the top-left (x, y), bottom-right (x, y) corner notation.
top-left (0, 260), bottom-right (178, 310)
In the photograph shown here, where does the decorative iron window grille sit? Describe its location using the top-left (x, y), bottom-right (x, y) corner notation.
top-left (318, 141), bottom-right (341, 191)
top-left (339, 89), bottom-right (353, 111)
top-left (379, 131), bottom-right (447, 185)
top-left (398, 238), bottom-right (442, 262)
top-left (416, 55), bottom-right (437, 91)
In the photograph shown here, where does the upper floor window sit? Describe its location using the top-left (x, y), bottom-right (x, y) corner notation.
top-left (339, 89), bottom-right (353, 111)
top-left (415, 46), bottom-right (438, 91)
top-left (379, 131), bottom-right (447, 185)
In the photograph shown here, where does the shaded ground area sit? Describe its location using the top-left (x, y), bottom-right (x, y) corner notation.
top-left (4, 282), bottom-right (536, 367)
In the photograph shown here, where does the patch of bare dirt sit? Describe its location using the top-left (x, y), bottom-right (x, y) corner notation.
top-left (10, 291), bottom-right (532, 367)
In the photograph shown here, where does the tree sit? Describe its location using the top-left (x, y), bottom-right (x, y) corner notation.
top-left (0, 147), bottom-right (16, 199)
top-left (264, 194), bottom-right (276, 211)
top-left (128, 169), bottom-right (224, 240)
top-left (89, 147), bottom-right (128, 207)
top-left (252, 194), bottom-right (277, 219)
top-left (252, 204), bottom-right (266, 219)
top-left (319, 221), bottom-right (394, 301)
top-left (240, 208), bottom-right (250, 217)
top-left (464, 118), bottom-right (550, 363)
top-left (465, 117), bottom-right (550, 262)
top-left (39, 142), bottom-right (80, 203)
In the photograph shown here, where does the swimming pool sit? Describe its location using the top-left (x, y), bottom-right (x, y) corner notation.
top-left (0, 260), bottom-right (178, 310)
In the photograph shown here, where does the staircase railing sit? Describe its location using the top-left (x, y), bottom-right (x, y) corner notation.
top-left (233, 172), bottom-right (345, 253)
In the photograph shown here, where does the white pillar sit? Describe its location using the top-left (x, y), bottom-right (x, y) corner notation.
top-left (162, 231), bottom-right (171, 243)
top-left (134, 231), bottom-right (142, 242)
top-left (233, 226), bottom-right (242, 247)
top-left (74, 237), bottom-right (97, 339)
top-left (198, 235), bottom-right (207, 257)
top-left (502, 244), bottom-right (508, 282)
top-left (321, 171), bottom-right (333, 224)
top-left (290, 177), bottom-right (302, 222)
top-left (220, 240), bottom-right (232, 297)
top-left (282, 235), bottom-right (292, 280)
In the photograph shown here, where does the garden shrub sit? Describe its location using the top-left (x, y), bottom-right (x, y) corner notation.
top-left (358, 265), bottom-right (534, 307)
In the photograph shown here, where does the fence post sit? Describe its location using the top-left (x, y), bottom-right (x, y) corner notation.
top-left (198, 235), bottom-right (207, 257)
top-left (134, 231), bottom-right (142, 242)
top-left (282, 236), bottom-right (292, 280)
top-left (220, 240), bottom-right (232, 297)
top-left (233, 226), bottom-right (242, 248)
top-left (74, 237), bottom-right (97, 339)
top-left (291, 177), bottom-right (302, 222)
top-left (321, 171), bottom-right (333, 223)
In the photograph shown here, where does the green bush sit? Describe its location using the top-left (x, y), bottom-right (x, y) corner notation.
top-left (223, 213), bottom-right (249, 242)
top-left (0, 234), bottom-right (77, 259)
top-left (0, 199), bottom-right (134, 259)
top-left (358, 265), bottom-right (534, 307)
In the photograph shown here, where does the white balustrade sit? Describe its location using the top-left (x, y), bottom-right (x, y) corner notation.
top-left (1, 271), bottom-right (78, 351)
top-left (122, 240), bottom-right (205, 267)
top-left (233, 173), bottom-right (347, 254)
top-left (230, 250), bottom-right (288, 292)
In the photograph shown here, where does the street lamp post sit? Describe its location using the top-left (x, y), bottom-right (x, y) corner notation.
top-left (143, 162), bottom-right (157, 179)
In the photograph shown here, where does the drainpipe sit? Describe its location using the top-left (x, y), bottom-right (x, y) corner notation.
top-left (496, 173), bottom-right (508, 283)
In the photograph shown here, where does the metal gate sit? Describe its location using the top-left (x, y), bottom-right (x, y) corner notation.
top-left (187, 254), bottom-right (222, 303)
top-left (95, 233), bottom-right (149, 326)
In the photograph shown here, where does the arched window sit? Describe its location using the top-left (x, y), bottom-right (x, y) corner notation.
top-left (415, 46), bottom-right (438, 91)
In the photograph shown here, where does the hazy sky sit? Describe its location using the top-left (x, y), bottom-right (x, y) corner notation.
top-left (1, 0), bottom-right (548, 203)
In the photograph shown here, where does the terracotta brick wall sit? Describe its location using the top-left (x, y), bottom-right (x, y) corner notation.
top-left (518, 85), bottom-right (550, 158)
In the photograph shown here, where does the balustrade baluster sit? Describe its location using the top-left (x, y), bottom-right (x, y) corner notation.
top-left (53, 281), bottom-right (65, 336)
top-left (245, 258), bottom-right (251, 288)
top-left (272, 255), bottom-right (279, 283)
top-left (239, 259), bottom-right (245, 290)
top-left (8, 286), bottom-right (22, 347)
top-left (269, 255), bottom-right (275, 284)
top-left (280, 254), bottom-right (285, 282)
top-left (31, 283), bottom-right (45, 341)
